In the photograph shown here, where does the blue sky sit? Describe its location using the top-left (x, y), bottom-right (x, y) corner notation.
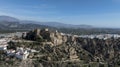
top-left (0, 0), bottom-right (120, 28)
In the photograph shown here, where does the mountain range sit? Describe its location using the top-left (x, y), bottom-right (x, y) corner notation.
top-left (1, 16), bottom-right (120, 35)
top-left (0, 15), bottom-right (93, 30)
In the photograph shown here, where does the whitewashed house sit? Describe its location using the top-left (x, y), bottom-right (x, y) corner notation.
top-left (15, 47), bottom-right (29, 60)
top-left (0, 38), bottom-right (8, 50)
top-left (0, 45), bottom-right (7, 50)
top-left (6, 49), bottom-right (15, 56)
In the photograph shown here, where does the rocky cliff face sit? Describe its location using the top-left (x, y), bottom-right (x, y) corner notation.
top-left (76, 37), bottom-right (120, 65)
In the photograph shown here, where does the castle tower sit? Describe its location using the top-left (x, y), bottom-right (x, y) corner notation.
top-left (35, 29), bottom-right (40, 36)
top-left (45, 28), bottom-right (49, 31)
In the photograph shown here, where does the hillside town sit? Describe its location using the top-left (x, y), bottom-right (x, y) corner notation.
top-left (0, 38), bottom-right (38, 60)
top-left (79, 34), bottom-right (120, 39)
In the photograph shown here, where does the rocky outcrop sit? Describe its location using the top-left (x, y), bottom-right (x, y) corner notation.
top-left (68, 47), bottom-right (79, 60)
top-left (23, 29), bottom-right (69, 46)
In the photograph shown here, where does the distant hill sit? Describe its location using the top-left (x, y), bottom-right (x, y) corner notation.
top-left (20, 20), bottom-right (93, 28)
top-left (38, 22), bottom-right (93, 28)
top-left (0, 15), bottom-right (93, 29)
top-left (0, 16), bottom-right (19, 22)
top-left (0, 16), bottom-right (19, 28)
top-left (0, 16), bottom-right (56, 31)
top-left (1, 16), bottom-right (120, 35)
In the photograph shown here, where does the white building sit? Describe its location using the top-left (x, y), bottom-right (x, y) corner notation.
top-left (0, 38), bottom-right (8, 50)
top-left (15, 50), bottom-right (29, 60)
top-left (15, 47), bottom-right (29, 60)
top-left (0, 45), bottom-right (7, 50)
top-left (6, 49), bottom-right (15, 56)
top-left (79, 34), bottom-right (120, 39)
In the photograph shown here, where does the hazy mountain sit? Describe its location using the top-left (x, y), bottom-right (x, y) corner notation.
top-left (0, 16), bottom-right (56, 31)
top-left (0, 16), bottom-right (20, 29)
top-left (0, 15), bottom-right (93, 29)
top-left (20, 20), bottom-right (93, 28)
top-left (0, 16), bottom-right (19, 22)
top-left (41, 22), bottom-right (93, 28)
top-left (1, 16), bottom-right (120, 35)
